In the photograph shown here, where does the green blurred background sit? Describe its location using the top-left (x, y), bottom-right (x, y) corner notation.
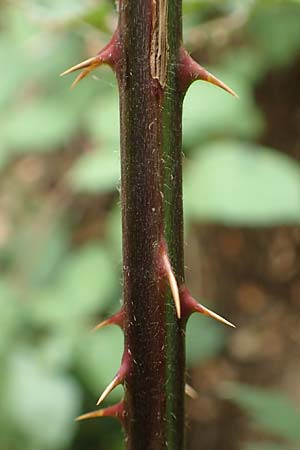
top-left (1, 1), bottom-right (300, 449)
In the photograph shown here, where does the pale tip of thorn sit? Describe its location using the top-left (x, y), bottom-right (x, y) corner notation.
top-left (202, 305), bottom-right (236, 328)
top-left (206, 73), bottom-right (239, 99)
top-left (185, 383), bottom-right (198, 400)
top-left (60, 57), bottom-right (99, 77)
top-left (96, 376), bottom-right (120, 406)
top-left (70, 68), bottom-right (92, 89)
top-left (91, 319), bottom-right (109, 333)
top-left (75, 410), bottom-right (103, 421)
top-left (162, 253), bottom-right (181, 318)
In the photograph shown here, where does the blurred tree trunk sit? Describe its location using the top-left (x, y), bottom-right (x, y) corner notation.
top-left (186, 56), bottom-right (300, 450)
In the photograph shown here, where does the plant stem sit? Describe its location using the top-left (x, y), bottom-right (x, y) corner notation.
top-left (118, 1), bottom-right (185, 449)
top-left (61, 2), bottom-right (236, 448)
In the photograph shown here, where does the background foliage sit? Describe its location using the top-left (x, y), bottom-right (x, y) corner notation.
top-left (1, 1), bottom-right (300, 449)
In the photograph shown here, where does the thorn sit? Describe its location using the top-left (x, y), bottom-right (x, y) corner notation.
top-left (60, 56), bottom-right (100, 77)
top-left (196, 303), bottom-right (236, 329)
top-left (92, 308), bottom-right (124, 332)
top-left (96, 374), bottom-right (122, 406)
top-left (61, 57), bottom-right (103, 89)
top-left (76, 401), bottom-right (125, 422)
top-left (96, 349), bottom-right (130, 406)
top-left (179, 47), bottom-right (238, 98)
top-left (60, 30), bottom-right (120, 88)
top-left (161, 250), bottom-right (181, 319)
top-left (180, 286), bottom-right (236, 328)
top-left (196, 68), bottom-right (238, 98)
top-left (185, 383), bottom-right (198, 400)
top-left (76, 409), bottom-right (108, 421)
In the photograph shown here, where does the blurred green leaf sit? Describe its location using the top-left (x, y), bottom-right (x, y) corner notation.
top-left (13, 223), bottom-right (68, 287)
top-left (2, 99), bottom-right (82, 154)
top-left (183, 73), bottom-right (263, 149)
top-left (31, 244), bottom-right (119, 327)
top-left (76, 326), bottom-right (123, 398)
top-left (84, 4), bottom-right (115, 31)
top-left (4, 349), bottom-right (81, 449)
top-left (0, 281), bottom-right (20, 356)
top-left (23, 0), bottom-right (103, 26)
top-left (106, 206), bottom-right (122, 263)
top-left (85, 90), bottom-right (119, 147)
top-left (186, 311), bottom-right (226, 365)
top-left (249, 4), bottom-right (300, 69)
top-left (69, 90), bottom-right (120, 192)
top-left (245, 444), bottom-right (294, 450)
top-left (184, 141), bottom-right (300, 225)
top-left (223, 383), bottom-right (300, 441)
top-left (69, 149), bottom-right (120, 193)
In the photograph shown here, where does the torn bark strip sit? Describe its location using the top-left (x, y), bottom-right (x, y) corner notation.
top-left (150, 0), bottom-right (169, 87)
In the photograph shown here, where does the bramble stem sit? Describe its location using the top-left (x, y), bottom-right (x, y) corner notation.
top-left (61, 1), bottom-right (236, 447)
top-left (117, 1), bottom-right (185, 449)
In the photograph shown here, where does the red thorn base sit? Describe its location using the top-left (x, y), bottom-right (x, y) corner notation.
top-left (96, 348), bottom-right (131, 406)
top-left (179, 47), bottom-right (238, 97)
top-left (93, 307), bottom-right (124, 332)
top-left (76, 400), bottom-right (125, 423)
top-left (60, 30), bottom-right (120, 88)
top-left (180, 286), bottom-right (236, 328)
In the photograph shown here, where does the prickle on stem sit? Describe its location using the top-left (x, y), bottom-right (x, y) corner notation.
top-left (76, 401), bottom-right (125, 423)
top-left (185, 383), bottom-right (198, 400)
top-left (92, 307), bottom-right (124, 332)
top-left (60, 56), bottom-right (103, 88)
top-left (179, 47), bottom-right (238, 97)
top-left (180, 286), bottom-right (236, 328)
top-left (96, 348), bottom-right (131, 406)
top-left (97, 374), bottom-right (123, 406)
top-left (161, 247), bottom-right (181, 319)
top-left (60, 32), bottom-right (119, 88)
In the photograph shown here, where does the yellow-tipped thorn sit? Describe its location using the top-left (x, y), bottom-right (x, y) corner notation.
top-left (60, 57), bottom-right (100, 77)
top-left (200, 305), bottom-right (236, 328)
top-left (92, 309), bottom-right (124, 332)
top-left (162, 252), bottom-right (181, 319)
top-left (60, 56), bottom-right (103, 88)
top-left (70, 68), bottom-right (93, 89)
top-left (185, 383), bottom-right (198, 400)
top-left (205, 72), bottom-right (239, 99)
top-left (179, 48), bottom-right (238, 97)
top-left (96, 375), bottom-right (121, 406)
top-left (76, 410), bottom-right (105, 421)
top-left (92, 318), bottom-right (111, 332)
top-left (76, 401), bottom-right (125, 422)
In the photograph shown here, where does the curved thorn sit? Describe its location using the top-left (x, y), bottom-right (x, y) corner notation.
top-left (60, 31), bottom-right (120, 89)
top-left (76, 410), bottom-right (106, 421)
top-left (60, 57), bottom-right (100, 77)
top-left (96, 349), bottom-right (130, 406)
top-left (196, 303), bottom-right (236, 328)
top-left (162, 251), bottom-right (181, 319)
top-left (180, 286), bottom-right (235, 328)
top-left (179, 47), bottom-right (238, 98)
top-left (96, 374), bottom-right (122, 406)
top-left (92, 308), bottom-right (124, 332)
top-left (185, 383), bottom-right (198, 400)
top-left (60, 56), bottom-right (103, 89)
top-left (196, 69), bottom-right (239, 98)
top-left (76, 401), bottom-right (125, 422)
top-left (70, 66), bottom-right (97, 89)
top-left (92, 317), bottom-right (112, 332)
